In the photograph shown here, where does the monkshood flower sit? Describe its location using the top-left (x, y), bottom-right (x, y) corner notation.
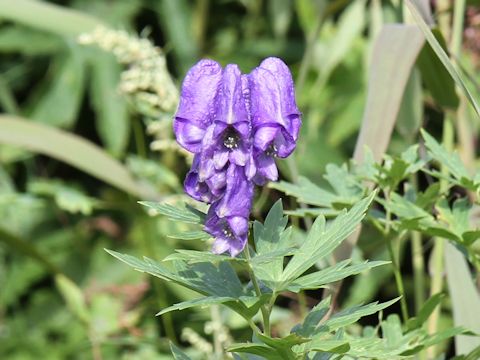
top-left (249, 57), bottom-right (301, 184)
top-left (184, 153), bottom-right (227, 203)
top-left (204, 165), bottom-right (253, 256)
top-left (173, 57), bottom-right (301, 256)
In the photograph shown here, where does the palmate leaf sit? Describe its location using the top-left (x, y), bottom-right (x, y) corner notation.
top-left (421, 129), bottom-right (479, 190)
top-left (269, 177), bottom-right (338, 207)
top-left (156, 296), bottom-right (242, 316)
top-left (292, 297), bottom-right (331, 337)
top-left (228, 343), bottom-right (284, 360)
top-left (252, 200), bottom-right (290, 285)
top-left (286, 260), bottom-right (389, 292)
top-left (139, 201), bottom-right (205, 224)
top-left (280, 192), bottom-right (375, 285)
top-left (315, 298), bottom-right (399, 334)
top-left (106, 250), bottom-right (263, 318)
top-left (163, 250), bottom-right (246, 264)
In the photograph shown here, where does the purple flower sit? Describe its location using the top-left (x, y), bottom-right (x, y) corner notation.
top-left (173, 57), bottom-right (301, 257)
top-left (249, 57), bottom-right (301, 184)
top-left (184, 153), bottom-right (226, 203)
top-left (203, 64), bottom-right (252, 170)
top-left (204, 165), bottom-right (253, 256)
top-left (174, 59), bottom-right (223, 153)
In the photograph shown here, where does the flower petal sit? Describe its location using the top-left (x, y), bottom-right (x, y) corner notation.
top-left (253, 152), bottom-right (278, 185)
top-left (213, 147), bottom-right (229, 169)
top-left (174, 59), bottom-right (223, 151)
top-left (215, 64), bottom-right (249, 126)
top-left (253, 125), bottom-right (280, 151)
top-left (215, 165), bottom-right (253, 218)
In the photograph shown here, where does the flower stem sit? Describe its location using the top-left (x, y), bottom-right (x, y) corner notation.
top-left (244, 245), bottom-right (271, 336)
top-left (384, 191), bottom-right (409, 322)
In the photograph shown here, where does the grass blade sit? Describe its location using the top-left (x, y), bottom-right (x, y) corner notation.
top-left (0, 115), bottom-right (152, 198)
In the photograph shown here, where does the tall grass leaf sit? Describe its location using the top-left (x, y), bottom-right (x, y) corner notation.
top-left (90, 51), bottom-right (129, 156)
top-left (28, 47), bottom-right (86, 128)
top-left (444, 242), bottom-right (480, 354)
top-left (0, 115), bottom-right (150, 197)
top-left (0, 0), bottom-right (104, 36)
top-left (405, 0), bottom-right (480, 118)
top-left (353, 24), bottom-right (424, 163)
top-left (155, 0), bottom-right (198, 75)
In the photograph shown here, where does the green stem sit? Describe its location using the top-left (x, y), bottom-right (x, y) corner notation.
top-left (410, 175), bottom-right (426, 315)
top-left (427, 115), bottom-right (454, 350)
top-left (132, 116), bottom-right (147, 157)
top-left (244, 245), bottom-right (271, 336)
top-left (412, 231), bottom-right (425, 313)
top-left (386, 234), bottom-right (409, 322)
top-left (384, 191), bottom-right (409, 322)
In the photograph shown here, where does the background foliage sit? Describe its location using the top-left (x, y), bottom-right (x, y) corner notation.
top-left (1, 0), bottom-right (480, 359)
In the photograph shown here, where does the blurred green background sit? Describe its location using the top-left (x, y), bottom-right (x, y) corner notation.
top-left (1, 0), bottom-right (480, 358)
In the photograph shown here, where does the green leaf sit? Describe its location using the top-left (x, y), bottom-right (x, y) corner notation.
top-left (0, 0), bottom-right (104, 36)
top-left (28, 46), bottom-right (86, 128)
top-left (292, 297), bottom-right (331, 337)
top-left (396, 68), bottom-right (423, 139)
top-left (0, 25), bottom-right (61, 55)
top-left (155, 0), bottom-right (198, 74)
top-left (0, 115), bottom-right (150, 197)
top-left (445, 242), bottom-right (480, 354)
top-left (287, 260), bottom-right (389, 292)
top-left (127, 155), bottom-right (180, 191)
top-left (167, 231), bottom-right (211, 241)
top-left (29, 180), bottom-right (96, 215)
top-left (353, 24), bottom-right (424, 163)
top-left (227, 343), bottom-right (284, 360)
top-left (281, 192), bottom-right (375, 284)
top-left (170, 342), bottom-right (192, 360)
top-left (421, 129), bottom-right (476, 190)
top-left (139, 201), bottom-right (205, 224)
top-left (89, 51), bottom-right (129, 156)
top-left (252, 200), bottom-right (289, 284)
top-left (163, 250), bottom-right (246, 264)
top-left (54, 274), bottom-right (90, 323)
top-left (315, 298), bottom-right (399, 333)
top-left (269, 177), bottom-right (338, 207)
top-left (306, 339), bottom-right (351, 354)
top-left (156, 296), bottom-right (236, 316)
top-left (416, 28), bottom-right (459, 108)
top-left (405, 0), bottom-right (480, 117)
top-left (405, 293), bottom-right (445, 331)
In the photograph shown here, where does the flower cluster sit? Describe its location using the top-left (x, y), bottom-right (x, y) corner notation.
top-left (174, 57), bottom-right (301, 256)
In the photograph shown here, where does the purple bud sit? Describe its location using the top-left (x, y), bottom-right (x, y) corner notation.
top-left (204, 165), bottom-right (253, 256)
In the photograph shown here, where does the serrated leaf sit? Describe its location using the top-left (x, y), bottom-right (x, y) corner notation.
top-left (269, 177), bottom-right (338, 207)
top-left (287, 260), bottom-right (389, 292)
top-left (140, 201), bottom-right (205, 224)
top-left (281, 193), bottom-right (375, 284)
top-left (167, 231), bottom-right (211, 241)
top-left (292, 297), bottom-right (331, 337)
top-left (227, 343), bottom-right (284, 360)
top-left (405, 293), bottom-right (444, 331)
top-left (422, 129), bottom-right (475, 189)
top-left (316, 298), bottom-right (399, 334)
top-left (156, 295), bottom-right (236, 316)
top-left (163, 250), bottom-right (246, 264)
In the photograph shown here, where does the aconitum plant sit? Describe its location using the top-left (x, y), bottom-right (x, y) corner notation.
top-left (109, 58), bottom-right (469, 360)
top-left (174, 57), bottom-right (301, 256)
